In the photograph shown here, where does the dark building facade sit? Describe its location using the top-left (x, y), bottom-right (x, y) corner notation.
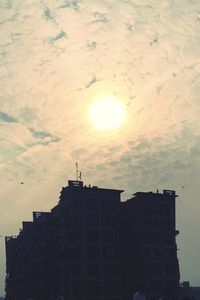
top-left (121, 190), bottom-right (180, 300)
top-left (5, 181), bottom-right (180, 300)
top-left (180, 282), bottom-right (200, 300)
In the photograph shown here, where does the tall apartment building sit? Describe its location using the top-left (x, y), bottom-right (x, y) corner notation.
top-left (5, 181), bottom-right (180, 300)
top-left (121, 190), bottom-right (180, 300)
top-left (5, 181), bottom-right (123, 300)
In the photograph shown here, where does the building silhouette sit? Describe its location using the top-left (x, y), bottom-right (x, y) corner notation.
top-left (180, 282), bottom-right (200, 300)
top-left (121, 190), bottom-right (180, 299)
top-left (5, 180), bottom-right (180, 300)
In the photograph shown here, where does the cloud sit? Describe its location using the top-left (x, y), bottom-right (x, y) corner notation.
top-left (59, 0), bottom-right (79, 10)
top-left (43, 7), bottom-right (55, 21)
top-left (0, 140), bottom-right (26, 162)
top-left (0, 112), bottom-right (18, 123)
top-left (29, 129), bottom-right (61, 145)
top-left (91, 12), bottom-right (109, 24)
top-left (87, 41), bottom-right (97, 50)
top-left (48, 30), bottom-right (67, 42)
top-left (85, 75), bottom-right (99, 89)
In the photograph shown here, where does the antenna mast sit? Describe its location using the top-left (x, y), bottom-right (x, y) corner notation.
top-left (76, 162), bottom-right (78, 181)
top-left (76, 162), bottom-right (82, 181)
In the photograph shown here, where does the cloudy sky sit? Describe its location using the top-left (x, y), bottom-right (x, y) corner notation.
top-left (1, 0), bottom-right (200, 295)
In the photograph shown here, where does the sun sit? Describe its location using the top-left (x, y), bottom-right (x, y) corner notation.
top-left (88, 96), bottom-right (125, 130)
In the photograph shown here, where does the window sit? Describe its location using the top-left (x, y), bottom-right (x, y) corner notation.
top-left (102, 231), bottom-right (117, 243)
top-left (87, 231), bottom-right (99, 243)
top-left (146, 247), bottom-right (161, 260)
top-left (148, 263), bottom-right (162, 276)
top-left (86, 214), bottom-right (99, 227)
top-left (159, 218), bottom-right (172, 231)
top-left (88, 246), bottom-right (100, 260)
top-left (86, 198), bottom-right (99, 211)
top-left (68, 263), bottom-right (80, 276)
top-left (68, 230), bottom-right (82, 243)
top-left (103, 281), bottom-right (120, 293)
top-left (68, 247), bottom-right (81, 260)
top-left (165, 280), bottom-right (177, 291)
top-left (163, 248), bottom-right (175, 260)
top-left (165, 263), bottom-right (176, 275)
top-left (148, 280), bottom-right (163, 292)
top-left (103, 263), bottom-right (119, 277)
top-left (101, 199), bottom-right (117, 211)
top-left (160, 204), bottom-right (171, 215)
top-left (101, 215), bottom-right (117, 227)
top-left (102, 246), bottom-right (119, 259)
top-left (69, 281), bottom-right (79, 295)
top-left (160, 234), bottom-right (173, 245)
top-left (144, 203), bottom-right (157, 214)
top-left (88, 264), bottom-right (100, 277)
top-left (87, 281), bottom-right (100, 293)
top-left (145, 217), bottom-right (158, 229)
top-left (146, 232), bottom-right (159, 244)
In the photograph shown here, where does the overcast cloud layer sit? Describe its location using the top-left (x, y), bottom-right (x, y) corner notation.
top-left (1, 0), bottom-right (200, 295)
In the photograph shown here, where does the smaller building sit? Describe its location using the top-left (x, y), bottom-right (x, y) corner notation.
top-left (180, 282), bottom-right (200, 300)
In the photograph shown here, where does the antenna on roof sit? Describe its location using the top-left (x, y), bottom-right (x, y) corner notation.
top-left (76, 162), bottom-right (78, 181)
top-left (76, 162), bottom-right (82, 181)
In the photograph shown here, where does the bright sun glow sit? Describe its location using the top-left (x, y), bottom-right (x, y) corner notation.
top-left (89, 96), bottom-right (125, 130)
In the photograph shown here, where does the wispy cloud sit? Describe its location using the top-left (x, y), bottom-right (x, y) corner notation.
top-left (49, 30), bottom-right (67, 42)
top-left (90, 12), bottom-right (109, 24)
top-left (59, 0), bottom-right (79, 10)
top-left (0, 112), bottom-right (18, 123)
top-left (29, 129), bottom-right (60, 145)
top-left (43, 7), bottom-right (55, 21)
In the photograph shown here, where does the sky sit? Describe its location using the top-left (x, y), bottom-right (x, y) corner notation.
top-left (1, 0), bottom-right (200, 296)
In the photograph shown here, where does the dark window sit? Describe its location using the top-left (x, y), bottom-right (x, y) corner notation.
top-left (102, 246), bottom-right (119, 259)
top-left (160, 205), bottom-right (171, 215)
top-left (159, 218), bottom-right (172, 231)
top-left (160, 234), bottom-right (173, 245)
top-left (146, 232), bottom-right (159, 244)
top-left (148, 263), bottom-right (162, 276)
top-left (145, 217), bottom-right (158, 229)
top-left (103, 281), bottom-right (120, 294)
top-left (101, 199), bottom-right (116, 211)
top-left (165, 280), bottom-right (178, 291)
top-left (68, 264), bottom-right (80, 276)
top-left (101, 215), bottom-right (117, 227)
top-left (148, 280), bottom-right (163, 292)
top-left (144, 203), bottom-right (157, 214)
top-left (87, 246), bottom-right (100, 260)
top-left (146, 247), bottom-right (161, 260)
top-left (87, 231), bottom-right (99, 243)
top-left (103, 263), bottom-right (119, 277)
top-left (68, 230), bottom-right (82, 243)
top-left (102, 231), bottom-right (117, 243)
top-left (86, 198), bottom-right (99, 211)
top-left (163, 248), bottom-right (175, 260)
top-left (88, 264), bottom-right (100, 277)
top-left (165, 263), bottom-right (176, 275)
top-left (87, 281), bottom-right (100, 293)
top-left (68, 247), bottom-right (81, 260)
top-left (86, 214), bottom-right (99, 227)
